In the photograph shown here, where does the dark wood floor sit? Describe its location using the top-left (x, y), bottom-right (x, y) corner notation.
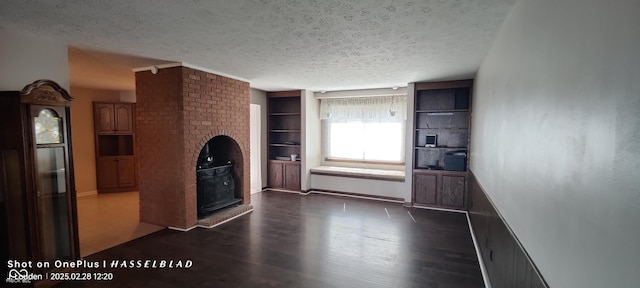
top-left (60, 192), bottom-right (483, 288)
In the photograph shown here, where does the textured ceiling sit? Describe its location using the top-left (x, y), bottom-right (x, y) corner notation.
top-left (68, 46), bottom-right (174, 91)
top-left (0, 0), bottom-right (514, 91)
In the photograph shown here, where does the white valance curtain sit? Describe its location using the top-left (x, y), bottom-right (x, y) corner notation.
top-left (319, 95), bottom-right (407, 121)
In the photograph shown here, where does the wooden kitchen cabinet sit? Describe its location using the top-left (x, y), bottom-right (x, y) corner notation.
top-left (94, 102), bottom-right (137, 193)
top-left (97, 156), bottom-right (136, 189)
top-left (94, 102), bottom-right (134, 134)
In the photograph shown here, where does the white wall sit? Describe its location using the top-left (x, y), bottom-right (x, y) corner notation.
top-left (250, 104), bottom-right (262, 193)
top-left (403, 83), bottom-right (416, 203)
top-left (301, 90), bottom-right (322, 191)
top-left (472, 0), bottom-right (640, 287)
top-left (119, 90), bottom-right (136, 102)
top-left (310, 175), bottom-right (405, 200)
top-left (0, 29), bottom-right (69, 90)
top-left (250, 88), bottom-right (268, 187)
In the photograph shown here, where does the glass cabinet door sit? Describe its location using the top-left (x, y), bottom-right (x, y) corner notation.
top-left (35, 147), bottom-right (71, 260)
top-left (32, 107), bottom-right (73, 261)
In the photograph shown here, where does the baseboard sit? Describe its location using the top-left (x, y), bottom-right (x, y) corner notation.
top-left (263, 188), bottom-right (301, 194)
top-left (411, 204), bottom-right (467, 214)
top-left (466, 212), bottom-right (493, 288)
top-left (76, 190), bottom-right (97, 197)
top-left (168, 225), bottom-right (197, 232)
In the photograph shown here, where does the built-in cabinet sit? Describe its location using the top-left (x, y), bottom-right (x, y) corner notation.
top-left (0, 80), bottom-right (80, 284)
top-left (94, 102), bottom-right (137, 193)
top-left (95, 103), bottom-right (134, 134)
top-left (412, 80), bottom-right (472, 210)
top-left (267, 91), bottom-right (301, 191)
top-left (97, 156), bottom-right (136, 189)
top-left (268, 160), bottom-right (301, 190)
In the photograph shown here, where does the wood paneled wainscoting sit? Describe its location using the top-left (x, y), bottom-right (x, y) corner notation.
top-left (468, 171), bottom-right (549, 288)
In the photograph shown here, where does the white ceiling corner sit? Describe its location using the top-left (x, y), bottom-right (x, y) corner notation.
top-left (0, 0), bottom-right (515, 92)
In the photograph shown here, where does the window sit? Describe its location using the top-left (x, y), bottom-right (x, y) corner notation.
top-left (320, 96), bottom-right (406, 163)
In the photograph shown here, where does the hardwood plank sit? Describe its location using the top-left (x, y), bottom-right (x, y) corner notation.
top-left (61, 192), bottom-right (483, 288)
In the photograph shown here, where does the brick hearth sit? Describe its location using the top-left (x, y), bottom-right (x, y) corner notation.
top-left (135, 66), bottom-right (250, 229)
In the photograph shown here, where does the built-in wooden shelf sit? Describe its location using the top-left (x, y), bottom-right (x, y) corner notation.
top-left (414, 147), bottom-right (467, 150)
top-left (412, 80), bottom-right (473, 210)
top-left (270, 130), bottom-right (301, 133)
top-left (270, 143), bottom-right (300, 147)
top-left (413, 169), bottom-right (468, 176)
top-left (415, 128), bottom-right (468, 131)
top-left (269, 112), bottom-right (301, 116)
top-left (267, 91), bottom-right (302, 191)
top-left (415, 109), bottom-right (469, 113)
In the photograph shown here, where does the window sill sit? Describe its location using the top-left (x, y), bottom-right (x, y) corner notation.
top-left (310, 166), bottom-right (405, 182)
top-left (324, 158), bottom-right (405, 166)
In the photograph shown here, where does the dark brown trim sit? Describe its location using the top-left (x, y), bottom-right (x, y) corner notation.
top-left (468, 170), bottom-right (549, 288)
top-left (415, 79), bottom-right (473, 91)
top-left (264, 187), bottom-right (301, 194)
top-left (309, 189), bottom-right (404, 202)
top-left (268, 159), bottom-right (301, 165)
top-left (310, 169), bottom-right (405, 182)
top-left (267, 90), bottom-right (301, 98)
top-left (412, 202), bottom-right (467, 212)
top-left (412, 169), bottom-right (468, 176)
top-left (324, 157), bottom-right (405, 166)
top-left (96, 186), bottom-right (139, 193)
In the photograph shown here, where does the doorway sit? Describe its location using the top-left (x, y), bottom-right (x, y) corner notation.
top-left (250, 104), bottom-right (262, 194)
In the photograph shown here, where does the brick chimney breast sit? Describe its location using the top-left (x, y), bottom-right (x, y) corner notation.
top-left (135, 66), bottom-right (250, 229)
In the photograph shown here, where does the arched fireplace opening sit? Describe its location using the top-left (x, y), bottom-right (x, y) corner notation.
top-left (196, 135), bottom-right (244, 218)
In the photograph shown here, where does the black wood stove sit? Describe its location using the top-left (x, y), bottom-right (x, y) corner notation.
top-left (196, 164), bottom-right (241, 218)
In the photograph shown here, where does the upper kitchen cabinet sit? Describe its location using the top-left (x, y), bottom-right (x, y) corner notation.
top-left (94, 103), bottom-right (134, 134)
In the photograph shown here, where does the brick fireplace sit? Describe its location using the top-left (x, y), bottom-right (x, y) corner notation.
top-left (135, 65), bottom-right (250, 229)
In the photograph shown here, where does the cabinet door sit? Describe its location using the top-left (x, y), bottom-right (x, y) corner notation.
top-left (268, 161), bottom-right (283, 188)
top-left (440, 175), bottom-right (466, 208)
top-left (116, 156), bottom-right (136, 187)
top-left (114, 104), bottom-right (133, 134)
top-left (284, 163), bottom-right (301, 190)
top-left (97, 156), bottom-right (119, 188)
top-left (413, 173), bottom-right (437, 205)
top-left (95, 103), bottom-right (115, 134)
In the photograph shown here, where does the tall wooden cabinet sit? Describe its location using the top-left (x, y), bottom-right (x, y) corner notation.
top-left (0, 80), bottom-right (80, 283)
top-left (412, 80), bottom-right (472, 210)
top-left (267, 91), bottom-right (301, 191)
top-left (94, 102), bottom-right (137, 193)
